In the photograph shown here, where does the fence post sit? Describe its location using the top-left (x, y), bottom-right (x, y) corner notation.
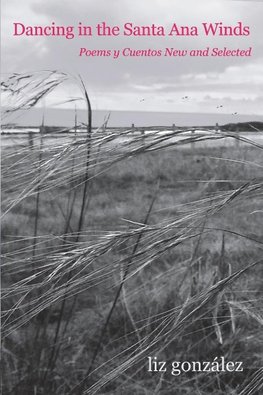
top-left (28, 131), bottom-right (34, 149)
top-left (191, 130), bottom-right (195, 150)
top-left (141, 129), bottom-right (145, 145)
top-left (235, 127), bottom-right (240, 147)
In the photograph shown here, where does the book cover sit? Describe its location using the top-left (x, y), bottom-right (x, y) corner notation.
top-left (1, 1), bottom-right (263, 394)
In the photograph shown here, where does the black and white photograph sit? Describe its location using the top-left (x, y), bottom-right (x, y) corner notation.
top-left (1, 1), bottom-right (263, 394)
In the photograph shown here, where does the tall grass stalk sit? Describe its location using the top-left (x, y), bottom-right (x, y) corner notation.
top-left (75, 76), bottom-right (92, 241)
top-left (71, 180), bottom-right (160, 395)
top-left (31, 118), bottom-right (45, 263)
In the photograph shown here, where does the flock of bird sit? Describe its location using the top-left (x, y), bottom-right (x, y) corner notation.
top-left (138, 96), bottom-right (239, 115)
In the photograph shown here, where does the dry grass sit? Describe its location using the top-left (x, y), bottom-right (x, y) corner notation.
top-left (1, 71), bottom-right (263, 395)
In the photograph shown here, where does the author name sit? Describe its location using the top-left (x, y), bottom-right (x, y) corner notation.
top-left (148, 356), bottom-right (244, 376)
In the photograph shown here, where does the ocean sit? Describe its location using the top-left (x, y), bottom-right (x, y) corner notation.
top-left (3, 108), bottom-right (263, 128)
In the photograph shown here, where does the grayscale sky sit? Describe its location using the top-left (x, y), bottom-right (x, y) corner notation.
top-left (2, 0), bottom-right (263, 116)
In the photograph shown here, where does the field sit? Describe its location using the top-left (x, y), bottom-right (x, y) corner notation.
top-left (1, 72), bottom-right (263, 395)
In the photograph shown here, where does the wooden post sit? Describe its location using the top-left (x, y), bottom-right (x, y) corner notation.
top-left (141, 129), bottom-right (145, 145)
top-left (191, 130), bottom-right (195, 150)
top-left (28, 131), bottom-right (34, 149)
top-left (39, 113), bottom-right (45, 149)
top-left (235, 134), bottom-right (240, 147)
